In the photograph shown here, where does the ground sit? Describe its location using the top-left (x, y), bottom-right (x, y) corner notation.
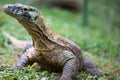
top-left (0, 1), bottom-right (120, 80)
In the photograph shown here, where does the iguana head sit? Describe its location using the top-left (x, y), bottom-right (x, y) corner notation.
top-left (3, 3), bottom-right (51, 40)
top-left (4, 3), bottom-right (39, 21)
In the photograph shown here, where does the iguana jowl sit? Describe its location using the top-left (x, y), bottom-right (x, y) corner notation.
top-left (3, 3), bottom-right (101, 80)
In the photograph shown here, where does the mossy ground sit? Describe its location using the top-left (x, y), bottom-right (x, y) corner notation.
top-left (0, 0), bottom-right (120, 80)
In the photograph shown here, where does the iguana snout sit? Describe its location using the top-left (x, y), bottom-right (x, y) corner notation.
top-left (4, 3), bottom-right (39, 21)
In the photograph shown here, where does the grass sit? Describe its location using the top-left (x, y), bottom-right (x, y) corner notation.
top-left (0, 1), bottom-right (120, 80)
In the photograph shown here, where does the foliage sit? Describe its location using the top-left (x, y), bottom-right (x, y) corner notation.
top-left (89, 0), bottom-right (120, 28)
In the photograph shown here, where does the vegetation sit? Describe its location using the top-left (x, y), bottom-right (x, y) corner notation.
top-left (0, 0), bottom-right (120, 80)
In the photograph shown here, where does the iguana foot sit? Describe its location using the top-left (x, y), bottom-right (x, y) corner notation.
top-left (83, 58), bottom-right (102, 77)
top-left (90, 69), bottom-right (102, 77)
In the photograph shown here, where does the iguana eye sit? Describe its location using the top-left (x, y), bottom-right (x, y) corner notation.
top-left (22, 6), bottom-right (29, 11)
top-left (23, 8), bottom-right (29, 11)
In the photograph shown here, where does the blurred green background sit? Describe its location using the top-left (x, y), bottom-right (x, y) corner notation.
top-left (0, 0), bottom-right (120, 80)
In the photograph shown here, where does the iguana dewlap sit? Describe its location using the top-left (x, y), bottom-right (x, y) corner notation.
top-left (3, 3), bottom-right (101, 80)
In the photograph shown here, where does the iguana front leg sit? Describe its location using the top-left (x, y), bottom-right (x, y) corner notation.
top-left (58, 59), bottom-right (79, 80)
top-left (10, 47), bottom-right (35, 70)
top-left (57, 51), bottom-right (79, 80)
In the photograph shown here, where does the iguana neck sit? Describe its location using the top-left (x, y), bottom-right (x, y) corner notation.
top-left (18, 15), bottom-right (57, 50)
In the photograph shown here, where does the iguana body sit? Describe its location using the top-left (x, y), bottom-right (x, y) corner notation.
top-left (3, 3), bottom-right (101, 80)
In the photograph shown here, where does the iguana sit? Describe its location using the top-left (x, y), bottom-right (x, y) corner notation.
top-left (3, 3), bottom-right (101, 80)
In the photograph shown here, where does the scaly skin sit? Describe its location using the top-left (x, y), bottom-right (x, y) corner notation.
top-left (3, 3), bottom-right (101, 80)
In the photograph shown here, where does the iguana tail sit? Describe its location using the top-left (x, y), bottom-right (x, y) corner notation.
top-left (2, 31), bottom-right (32, 49)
